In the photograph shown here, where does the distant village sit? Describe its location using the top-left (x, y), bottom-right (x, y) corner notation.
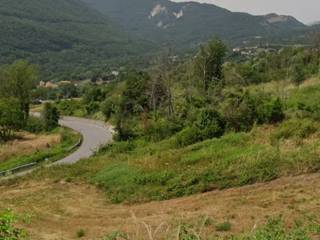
top-left (38, 70), bottom-right (120, 89)
top-left (232, 38), bottom-right (311, 58)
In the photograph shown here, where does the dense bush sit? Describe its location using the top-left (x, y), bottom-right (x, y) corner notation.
top-left (272, 118), bottom-right (318, 141)
top-left (220, 89), bottom-right (257, 131)
top-left (196, 108), bottom-right (225, 139)
top-left (55, 99), bottom-right (86, 117)
top-left (101, 96), bottom-right (119, 120)
top-left (256, 97), bottom-right (285, 124)
top-left (220, 89), bottom-right (285, 132)
top-left (23, 116), bottom-right (45, 133)
top-left (114, 117), bottom-right (137, 141)
top-left (175, 109), bottom-right (225, 147)
top-left (0, 211), bottom-right (27, 240)
top-left (83, 86), bottom-right (105, 104)
top-left (85, 102), bottom-right (100, 115)
top-left (145, 118), bottom-right (183, 141)
top-left (175, 126), bottom-right (202, 147)
top-left (42, 102), bottom-right (60, 131)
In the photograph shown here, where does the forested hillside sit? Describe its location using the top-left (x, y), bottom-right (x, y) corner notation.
top-left (83, 0), bottom-right (308, 48)
top-left (0, 0), bottom-right (314, 81)
top-left (0, 0), bottom-right (155, 80)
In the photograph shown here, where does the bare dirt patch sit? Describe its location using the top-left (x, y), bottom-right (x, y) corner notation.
top-left (1, 173), bottom-right (320, 239)
top-left (0, 132), bottom-right (61, 163)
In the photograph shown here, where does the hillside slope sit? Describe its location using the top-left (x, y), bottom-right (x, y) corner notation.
top-left (83, 0), bottom-right (307, 48)
top-left (0, 0), bottom-right (155, 80)
top-left (1, 173), bottom-right (319, 239)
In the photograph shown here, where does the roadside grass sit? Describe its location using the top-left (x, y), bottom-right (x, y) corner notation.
top-left (91, 119), bottom-right (320, 203)
top-left (11, 79), bottom-right (320, 203)
top-left (23, 116), bottom-right (320, 204)
top-left (0, 127), bottom-right (80, 172)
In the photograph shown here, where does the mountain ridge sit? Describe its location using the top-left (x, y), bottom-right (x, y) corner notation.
top-left (83, 0), bottom-right (307, 48)
top-left (0, 0), bottom-right (155, 80)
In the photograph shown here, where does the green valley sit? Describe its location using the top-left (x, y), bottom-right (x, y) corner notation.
top-left (1, 1), bottom-right (320, 239)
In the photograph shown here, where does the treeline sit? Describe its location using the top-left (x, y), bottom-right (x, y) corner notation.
top-left (24, 38), bottom-right (320, 147)
top-left (61, 40), bottom-right (307, 146)
top-left (0, 61), bottom-right (59, 141)
top-left (72, 39), bottom-right (320, 146)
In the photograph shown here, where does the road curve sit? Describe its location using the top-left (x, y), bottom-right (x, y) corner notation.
top-left (0, 116), bottom-right (113, 180)
top-left (55, 117), bottom-right (113, 165)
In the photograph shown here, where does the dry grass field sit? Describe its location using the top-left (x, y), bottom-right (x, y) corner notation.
top-left (0, 132), bottom-right (61, 164)
top-left (1, 173), bottom-right (320, 239)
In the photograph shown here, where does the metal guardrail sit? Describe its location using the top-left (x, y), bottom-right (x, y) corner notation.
top-left (0, 162), bottom-right (38, 177)
top-left (0, 137), bottom-right (83, 178)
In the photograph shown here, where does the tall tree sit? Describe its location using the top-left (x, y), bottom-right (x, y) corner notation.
top-left (149, 74), bottom-right (168, 115)
top-left (194, 39), bottom-right (227, 92)
top-left (0, 98), bottom-right (24, 141)
top-left (120, 71), bottom-right (150, 116)
top-left (0, 60), bottom-right (38, 124)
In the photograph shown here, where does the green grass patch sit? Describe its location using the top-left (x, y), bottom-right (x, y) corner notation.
top-left (27, 116), bottom-right (320, 203)
top-left (286, 84), bottom-right (320, 110)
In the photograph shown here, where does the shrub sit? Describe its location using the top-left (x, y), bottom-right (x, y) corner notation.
top-left (0, 210), bottom-right (27, 240)
top-left (257, 97), bottom-right (285, 124)
top-left (175, 109), bottom-right (225, 147)
top-left (85, 102), bottom-right (100, 115)
top-left (100, 96), bottom-right (119, 120)
top-left (55, 99), bottom-right (85, 116)
top-left (175, 126), bottom-right (202, 147)
top-left (114, 119), bottom-right (136, 141)
top-left (272, 118), bottom-right (318, 141)
top-left (220, 89), bottom-right (285, 132)
top-left (76, 229), bottom-right (85, 238)
top-left (196, 108), bottom-right (225, 139)
top-left (220, 89), bottom-right (256, 132)
top-left (41, 102), bottom-right (60, 131)
top-left (215, 221), bottom-right (231, 232)
top-left (145, 118), bottom-right (183, 141)
top-left (24, 116), bottom-right (44, 133)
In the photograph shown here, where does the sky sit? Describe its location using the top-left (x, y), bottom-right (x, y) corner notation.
top-left (172, 0), bottom-right (320, 24)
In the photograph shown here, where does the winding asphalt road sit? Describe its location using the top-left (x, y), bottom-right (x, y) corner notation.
top-left (55, 116), bottom-right (113, 165)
